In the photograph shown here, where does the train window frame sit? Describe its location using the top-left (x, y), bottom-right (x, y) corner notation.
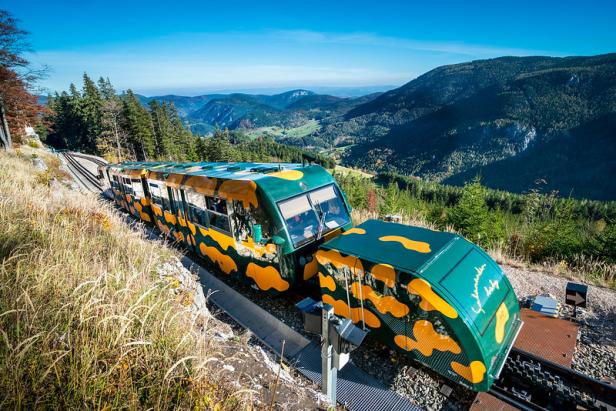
top-left (121, 176), bottom-right (134, 195)
top-left (148, 181), bottom-right (163, 207)
top-left (184, 189), bottom-right (209, 228)
top-left (204, 195), bottom-right (232, 234)
top-left (131, 178), bottom-right (144, 198)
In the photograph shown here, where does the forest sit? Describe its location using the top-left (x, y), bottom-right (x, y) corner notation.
top-left (44, 74), bottom-right (335, 168)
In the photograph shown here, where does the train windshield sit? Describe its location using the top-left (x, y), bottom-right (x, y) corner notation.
top-left (278, 184), bottom-right (350, 248)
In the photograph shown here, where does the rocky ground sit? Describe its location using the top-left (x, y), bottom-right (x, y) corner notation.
top-left (156, 257), bottom-right (330, 410)
top-left (504, 266), bottom-right (616, 382)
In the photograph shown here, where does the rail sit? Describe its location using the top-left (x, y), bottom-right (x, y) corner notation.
top-left (491, 347), bottom-right (616, 411)
top-left (63, 153), bottom-right (102, 191)
top-left (68, 151), bottom-right (107, 167)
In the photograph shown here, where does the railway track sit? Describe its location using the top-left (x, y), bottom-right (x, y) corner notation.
top-left (68, 151), bottom-right (107, 167)
top-left (63, 155), bottom-right (616, 411)
top-left (62, 152), bottom-right (102, 192)
top-left (490, 347), bottom-right (616, 411)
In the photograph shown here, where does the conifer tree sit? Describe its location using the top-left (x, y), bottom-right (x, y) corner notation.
top-left (81, 73), bottom-right (103, 150)
top-left (149, 100), bottom-right (174, 158)
top-left (122, 90), bottom-right (155, 160)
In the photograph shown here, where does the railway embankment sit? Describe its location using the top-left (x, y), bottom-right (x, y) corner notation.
top-left (0, 148), bottom-right (323, 409)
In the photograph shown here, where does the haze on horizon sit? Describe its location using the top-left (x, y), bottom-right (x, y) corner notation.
top-left (5, 0), bottom-right (616, 96)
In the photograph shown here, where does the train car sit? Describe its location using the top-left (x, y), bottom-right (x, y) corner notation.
top-left (102, 161), bottom-right (172, 222)
top-left (316, 219), bottom-right (522, 391)
top-left (102, 161), bottom-right (354, 292)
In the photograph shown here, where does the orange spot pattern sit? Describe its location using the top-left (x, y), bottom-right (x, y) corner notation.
top-left (495, 303), bottom-right (509, 344)
top-left (407, 278), bottom-right (458, 319)
top-left (318, 273), bottom-right (337, 291)
top-left (240, 238), bottom-right (277, 258)
top-left (394, 320), bottom-right (461, 356)
top-left (184, 176), bottom-right (217, 197)
top-left (303, 257), bottom-right (319, 280)
top-left (351, 283), bottom-right (409, 318)
top-left (199, 243), bottom-right (237, 274)
top-left (198, 226), bottom-right (236, 252)
top-left (268, 169), bottom-right (304, 180)
top-left (343, 227), bottom-right (366, 236)
top-left (322, 294), bottom-right (381, 329)
top-left (151, 204), bottom-right (163, 217)
top-left (370, 263), bottom-right (396, 288)
top-left (450, 360), bottom-right (487, 384)
top-left (246, 263), bottom-right (290, 292)
top-left (379, 235), bottom-right (431, 253)
top-left (165, 173), bottom-right (185, 188)
top-left (164, 211), bottom-right (177, 225)
top-left (218, 179), bottom-right (259, 209)
top-left (316, 249), bottom-right (364, 277)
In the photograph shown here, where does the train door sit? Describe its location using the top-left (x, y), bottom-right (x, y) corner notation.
top-left (174, 188), bottom-right (196, 252)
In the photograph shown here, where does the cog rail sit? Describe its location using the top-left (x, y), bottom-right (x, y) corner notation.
top-left (64, 153), bottom-right (102, 191)
top-left (490, 347), bottom-right (615, 411)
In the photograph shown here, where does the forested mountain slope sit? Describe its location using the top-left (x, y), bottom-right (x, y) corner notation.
top-left (324, 54), bottom-right (616, 199)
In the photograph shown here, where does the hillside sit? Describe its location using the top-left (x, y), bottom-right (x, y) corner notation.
top-left (323, 54), bottom-right (616, 199)
top-left (141, 89), bottom-right (381, 136)
top-left (0, 147), bottom-right (319, 408)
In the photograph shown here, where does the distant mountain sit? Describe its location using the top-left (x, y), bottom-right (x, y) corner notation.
top-left (137, 89), bottom-right (382, 135)
top-left (186, 94), bottom-right (286, 131)
top-left (136, 94), bottom-right (225, 117)
top-left (325, 53), bottom-right (616, 200)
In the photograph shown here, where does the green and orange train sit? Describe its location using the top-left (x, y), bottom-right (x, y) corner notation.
top-left (99, 160), bottom-right (522, 391)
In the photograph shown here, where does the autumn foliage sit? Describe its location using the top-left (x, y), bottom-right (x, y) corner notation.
top-left (0, 9), bottom-right (49, 144)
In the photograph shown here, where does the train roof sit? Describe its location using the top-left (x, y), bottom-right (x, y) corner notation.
top-left (106, 161), bottom-right (338, 204)
top-left (321, 219), bottom-right (519, 337)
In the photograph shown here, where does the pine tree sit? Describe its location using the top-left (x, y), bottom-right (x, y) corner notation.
top-left (149, 100), bottom-right (174, 158)
top-left (122, 90), bottom-right (155, 160)
top-left (81, 73), bottom-right (103, 151)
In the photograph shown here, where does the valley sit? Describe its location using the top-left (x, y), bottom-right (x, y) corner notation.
top-left (140, 53), bottom-right (616, 200)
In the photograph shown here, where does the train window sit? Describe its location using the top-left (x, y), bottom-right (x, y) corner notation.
top-left (308, 185), bottom-right (350, 232)
top-left (162, 187), bottom-right (173, 212)
top-left (112, 175), bottom-right (119, 189)
top-left (148, 183), bottom-right (162, 206)
top-left (232, 202), bottom-right (252, 241)
top-left (278, 194), bottom-right (319, 247)
top-left (131, 179), bottom-right (144, 198)
top-left (122, 177), bottom-right (134, 195)
top-left (185, 190), bottom-right (208, 227)
top-left (205, 196), bottom-right (230, 233)
top-left (206, 196), bottom-right (228, 214)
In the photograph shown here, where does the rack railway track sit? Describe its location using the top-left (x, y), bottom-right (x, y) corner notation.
top-left (490, 347), bottom-right (615, 410)
top-left (62, 152), bottom-right (102, 192)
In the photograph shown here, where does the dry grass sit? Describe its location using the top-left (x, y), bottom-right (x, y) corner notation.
top-left (0, 151), bottom-right (253, 409)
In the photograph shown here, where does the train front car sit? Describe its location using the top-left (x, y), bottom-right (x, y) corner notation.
top-left (316, 219), bottom-right (522, 391)
top-left (139, 161), bottom-right (352, 293)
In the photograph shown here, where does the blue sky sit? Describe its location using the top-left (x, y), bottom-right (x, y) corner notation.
top-left (5, 0), bottom-right (616, 96)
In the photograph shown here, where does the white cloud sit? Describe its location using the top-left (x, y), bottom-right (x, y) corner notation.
top-left (27, 29), bottom-right (561, 94)
top-left (272, 30), bottom-right (559, 57)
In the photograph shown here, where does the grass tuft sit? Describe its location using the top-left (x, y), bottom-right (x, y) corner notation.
top-left (0, 151), bottom-right (251, 409)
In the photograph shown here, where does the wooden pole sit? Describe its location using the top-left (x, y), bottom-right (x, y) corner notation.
top-left (0, 97), bottom-right (12, 151)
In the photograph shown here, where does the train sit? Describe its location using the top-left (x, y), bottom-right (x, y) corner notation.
top-left (98, 160), bottom-right (523, 392)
